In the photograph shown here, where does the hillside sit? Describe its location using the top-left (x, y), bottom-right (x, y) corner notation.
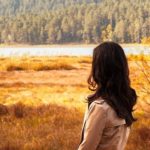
top-left (0, 0), bottom-right (149, 44)
top-left (2, 0), bottom-right (103, 15)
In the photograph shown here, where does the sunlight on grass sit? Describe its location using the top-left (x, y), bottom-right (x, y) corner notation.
top-left (0, 103), bottom-right (83, 150)
top-left (0, 55), bottom-right (149, 150)
top-left (0, 56), bottom-right (92, 71)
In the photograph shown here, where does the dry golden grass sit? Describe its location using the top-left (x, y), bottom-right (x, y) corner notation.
top-left (0, 55), bottom-right (149, 72)
top-left (0, 55), bottom-right (149, 150)
top-left (126, 113), bottom-right (150, 150)
top-left (0, 56), bottom-right (93, 71)
top-left (0, 103), bottom-right (83, 150)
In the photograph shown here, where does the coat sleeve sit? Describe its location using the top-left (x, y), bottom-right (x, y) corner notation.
top-left (78, 102), bottom-right (107, 150)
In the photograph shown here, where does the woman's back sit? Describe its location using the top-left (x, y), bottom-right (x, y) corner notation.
top-left (77, 42), bottom-right (137, 150)
top-left (78, 97), bottom-right (130, 150)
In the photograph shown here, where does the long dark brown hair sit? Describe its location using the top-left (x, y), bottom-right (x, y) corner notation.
top-left (87, 41), bottom-right (137, 126)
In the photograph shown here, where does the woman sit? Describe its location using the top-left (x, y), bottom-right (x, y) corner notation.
top-left (78, 42), bottom-right (137, 150)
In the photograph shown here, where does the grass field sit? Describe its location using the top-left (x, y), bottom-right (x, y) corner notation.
top-left (0, 55), bottom-right (150, 150)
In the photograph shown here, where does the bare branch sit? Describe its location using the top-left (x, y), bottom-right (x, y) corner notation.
top-left (135, 61), bottom-right (150, 85)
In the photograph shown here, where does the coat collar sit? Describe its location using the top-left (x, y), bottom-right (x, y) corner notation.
top-left (93, 97), bottom-right (105, 105)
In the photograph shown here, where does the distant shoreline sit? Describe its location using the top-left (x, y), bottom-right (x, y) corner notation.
top-left (0, 43), bottom-right (150, 48)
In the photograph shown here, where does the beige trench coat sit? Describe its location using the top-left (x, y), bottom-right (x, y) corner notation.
top-left (78, 97), bottom-right (130, 150)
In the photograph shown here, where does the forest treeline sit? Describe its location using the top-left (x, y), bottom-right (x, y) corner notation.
top-left (0, 0), bottom-right (150, 44)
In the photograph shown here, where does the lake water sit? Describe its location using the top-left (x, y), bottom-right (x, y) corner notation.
top-left (0, 45), bottom-right (150, 57)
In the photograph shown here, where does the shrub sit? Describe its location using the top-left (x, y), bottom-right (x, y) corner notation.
top-left (13, 102), bottom-right (25, 118)
top-left (0, 104), bottom-right (8, 116)
top-left (7, 65), bottom-right (25, 71)
top-left (36, 64), bottom-right (76, 71)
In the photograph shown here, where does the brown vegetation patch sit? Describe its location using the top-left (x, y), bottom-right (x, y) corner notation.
top-left (0, 103), bottom-right (83, 150)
